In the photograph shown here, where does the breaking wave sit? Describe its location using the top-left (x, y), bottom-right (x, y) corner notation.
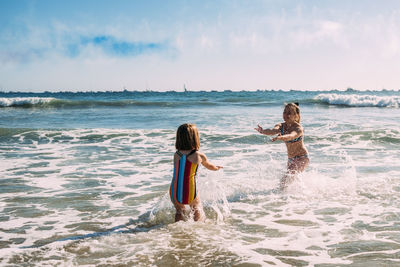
top-left (314, 94), bottom-right (400, 108)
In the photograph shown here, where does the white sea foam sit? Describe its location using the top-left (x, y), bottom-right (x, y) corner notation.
top-left (315, 93), bottom-right (400, 107)
top-left (0, 97), bottom-right (56, 107)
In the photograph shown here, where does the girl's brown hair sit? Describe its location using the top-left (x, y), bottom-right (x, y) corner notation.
top-left (175, 123), bottom-right (200, 151)
top-left (285, 103), bottom-right (301, 123)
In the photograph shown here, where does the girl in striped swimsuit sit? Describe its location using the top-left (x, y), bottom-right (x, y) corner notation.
top-left (170, 123), bottom-right (223, 222)
top-left (255, 103), bottom-right (309, 191)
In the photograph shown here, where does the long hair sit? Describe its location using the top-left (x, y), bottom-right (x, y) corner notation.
top-left (285, 103), bottom-right (301, 123)
top-left (175, 123), bottom-right (200, 151)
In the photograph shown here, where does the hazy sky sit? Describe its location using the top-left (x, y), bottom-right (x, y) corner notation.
top-left (1, 0), bottom-right (400, 91)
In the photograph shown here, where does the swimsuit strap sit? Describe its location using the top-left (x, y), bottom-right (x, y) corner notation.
top-left (188, 149), bottom-right (197, 156)
top-left (176, 150), bottom-right (197, 158)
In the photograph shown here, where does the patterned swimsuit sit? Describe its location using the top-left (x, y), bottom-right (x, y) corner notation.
top-left (170, 150), bottom-right (199, 205)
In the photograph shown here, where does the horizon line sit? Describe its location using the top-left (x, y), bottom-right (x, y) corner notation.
top-left (1, 87), bottom-right (400, 94)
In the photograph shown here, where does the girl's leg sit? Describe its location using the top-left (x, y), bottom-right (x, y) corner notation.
top-left (172, 202), bottom-right (186, 222)
top-left (280, 156), bottom-right (309, 190)
top-left (190, 196), bottom-right (205, 222)
top-left (289, 156), bottom-right (309, 173)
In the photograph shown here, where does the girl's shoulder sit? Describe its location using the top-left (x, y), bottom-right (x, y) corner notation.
top-left (189, 150), bottom-right (204, 158)
top-left (294, 122), bottom-right (303, 129)
top-left (189, 150), bottom-right (202, 164)
top-left (291, 122), bottom-right (303, 133)
top-left (175, 150), bottom-right (202, 163)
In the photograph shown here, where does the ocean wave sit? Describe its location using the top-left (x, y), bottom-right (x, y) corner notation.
top-left (314, 94), bottom-right (400, 108)
top-left (0, 97), bottom-right (218, 108)
top-left (0, 97), bottom-right (57, 107)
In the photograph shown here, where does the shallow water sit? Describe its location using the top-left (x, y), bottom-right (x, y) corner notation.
top-left (1, 90), bottom-right (400, 266)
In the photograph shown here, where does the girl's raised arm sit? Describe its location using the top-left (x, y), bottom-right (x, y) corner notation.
top-left (255, 124), bottom-right (281, 135)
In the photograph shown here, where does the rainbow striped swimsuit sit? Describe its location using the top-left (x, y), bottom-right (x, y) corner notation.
top-left (170, 150), bottom-right (199, 205)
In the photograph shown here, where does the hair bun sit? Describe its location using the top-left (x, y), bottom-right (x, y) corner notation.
top-left (294, 102), bottom-right (299, 106)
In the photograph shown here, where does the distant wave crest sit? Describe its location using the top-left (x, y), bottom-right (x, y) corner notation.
top-left (0, 97), bottom-right (217, 108)
top-left (0, 97), bottom-right (57, 107)
top-left (314, 94), bottom-right (400, 108)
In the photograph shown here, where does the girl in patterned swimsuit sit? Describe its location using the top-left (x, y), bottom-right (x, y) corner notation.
top-left (170, 123), bottom-right (223, 222)
top-left (255, 103), bottom-right (309, 190)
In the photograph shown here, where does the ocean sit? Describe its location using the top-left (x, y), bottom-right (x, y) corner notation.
top-left (0, 89), bottom-right (400, 266)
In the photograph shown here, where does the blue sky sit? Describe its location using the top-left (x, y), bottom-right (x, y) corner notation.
top-left (1, 0), bottom-right (400, 91)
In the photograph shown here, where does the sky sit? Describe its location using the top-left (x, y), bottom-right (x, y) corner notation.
top-left (1, 0), bottom-right (400, 92)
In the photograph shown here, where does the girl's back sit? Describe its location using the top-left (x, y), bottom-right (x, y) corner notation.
top-left (170, 149), bottom-right (200, 205)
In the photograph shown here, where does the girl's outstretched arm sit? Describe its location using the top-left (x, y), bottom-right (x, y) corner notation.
top-left (200, 153), bottom-right (223, 171)
top-left (255, 124), bottom-right (281, 135)
top-left (272, 126), bottom-right (303, 142)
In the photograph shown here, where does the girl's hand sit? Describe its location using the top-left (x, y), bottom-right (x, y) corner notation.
top-left (272, 134), bottom-right (282, 142)
top-left (215, 166), bottom-right (223, 170)
top-left (255, 124), bottom-right (263, 134)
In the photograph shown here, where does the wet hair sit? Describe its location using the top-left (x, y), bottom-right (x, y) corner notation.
top-left (175, 123), bottom-right (200, 151)
top-left (284, 102), bottom-right (301, 123)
